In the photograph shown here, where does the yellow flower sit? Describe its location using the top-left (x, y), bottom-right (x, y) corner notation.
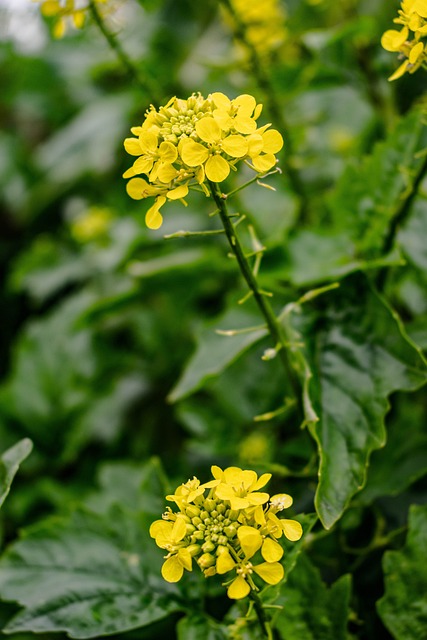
top-left (222, 0), bottom-right (287, 58)
top-left (123, 92), bottom-right (283, 228)
top-left (212, 465), bottom-right (271, 510)
top-left (381, 0), bottom-right (427, 80)
top-left (151, 466), bottom-right (302, 600)
top-left (35, 0), bottom-right (108, 37)
top-left (70, 206), bottom-right (112, 243)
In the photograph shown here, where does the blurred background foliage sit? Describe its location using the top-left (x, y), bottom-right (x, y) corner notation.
top-left (0, 0), bottom-right (426, 638)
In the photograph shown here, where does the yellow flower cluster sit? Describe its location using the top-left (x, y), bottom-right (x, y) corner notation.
top-left (381, 0), bottom-right (427, 80)
top-left (225, 0), bottom-right (287, 57)
top-left (123, 92), bottom-right (283, 230)
top-left (150, 466), bottom-right (302, 600)
top-left (35, 0), bottom-right (107, 38)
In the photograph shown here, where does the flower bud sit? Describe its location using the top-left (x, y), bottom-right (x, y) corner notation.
top-left (224, 525), bottom-right (237, 538)
top-left (192, 530), bottom-right (204, 541)
top-left (187, 544), bottom-right (201, 557)
top-left (202, 540), bottom-right (216, 553)
top-left (204, 566), bottom-right (217, 577)
top-left (186, 505), bottom-right (201, 519)
top-left (211, 509), bottom-right (218, 518)
top-left (186, 524), bottom-right (196, 535)
top-left (204, 498), bottom-right (216, 512)
top-left (192, 516), bottom-right (202, 526)
top-left (216, 544), bottom-right (229, 556)
top-left (217, 503), bottom-right (226, 514)
top-left (198, 553), bottom-right (216, 569)
top-left (217, 535), bottom-right (228, 546)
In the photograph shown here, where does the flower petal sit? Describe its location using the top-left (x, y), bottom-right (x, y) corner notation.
top-left (381, 27), bottom-right (408, 52)
top-left (281, 518), bottom-right (303, 541)
top-left (222, 135), bottom-right (249, 158)
top-left (167, 184), bottom-right (189, 200)
top-left (139, 131), bottom-right (158, 153)
top-left (253, 473), bottom-right (272, 491)
top-left (251, 153), bottom-right (277, 173)
top-left (237, 525), bottom-right (263, 558)
top-left (196, 117), bottom-right (222, 143)
top-left (233, 116), bottom-right (257, 134)
top-left (145, 196), bottom-right (166, 230)
top-left (216, 550), bottom-right (236, 574)
top-left (132, 156), bottom-right (154, 175)
top-left (211, 92), bottom-right (231, 110)
top-left (253, 562), bottom-right (284, 585)
top-left (158, 141), bottom-right (178, 163)
top-left (227, 576), bottom-right (250, 599)
top-left (261, 538), bottom-right (283, 562)
top-left (126, 177), bottom-right (148, 200)
top-left (162, 555), bottom-right (184, 582)
top-left (205, 155), bottom-right (230, 182)
top-left (180, 140), bottom-right (209, 167)
top-left (262, 129), bottom-right (284, 154)
top-left (233, 94), bottom-right (256, 117)
top-left (124, 138), bottom-right (142, 156)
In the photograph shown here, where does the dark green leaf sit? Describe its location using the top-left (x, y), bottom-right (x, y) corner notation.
top-left (377, 504), bottom-right (427, 640)
top-left (303, 275), bottom-right (427, 528)
top-left (0, 439), bottom-right (33, 510)
top-left (275, 554), bottom-right (352, 640)
top-left (0, 508), bottom-right (182, 638)
top-left (177, 615), bottom-right (227, 640)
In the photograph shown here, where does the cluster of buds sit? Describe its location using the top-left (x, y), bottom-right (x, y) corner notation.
top-left (381, 0), bottom-right (427, 80)
top-left (35, 0), bottom-right (108, 38)
top-left (222, 0), bottom-right (287, 58)
top-left (150, 466), bottom-right (302, 600)
top-left (123, 92), bottom-right (283, 230)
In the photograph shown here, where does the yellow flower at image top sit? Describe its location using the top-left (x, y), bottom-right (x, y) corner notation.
top-left (381, 0), bottom-right (427, 80)
top-left (123, 92), bottom-right (283, 230)
top-left (224, 0), bottom-right (287, 57)
top-left (150, 466), bottom-right (302, 600)
top-left (35, 0), bottom-right (108, 38)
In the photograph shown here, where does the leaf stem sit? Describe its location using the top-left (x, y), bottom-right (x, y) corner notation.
top-left (88, 0), bottom-right (159, 101)
top-left (249, 591), bottom-right (275, 639)
top-left (208, 181), bottom-right (300, 401)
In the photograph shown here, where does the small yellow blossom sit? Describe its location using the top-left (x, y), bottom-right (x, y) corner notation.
top-left (70, 206), bottom-right (113, 243)
top-left (381, 0), bottom-right (427, 80)
top-left (123, 92), bottom-right (283, 229)
top-left (150, 466), bottom-right (302, 600)
top-left (222, 0), bottom-right (287, 58)
top-left (35, 0), bottom-right (108, 38)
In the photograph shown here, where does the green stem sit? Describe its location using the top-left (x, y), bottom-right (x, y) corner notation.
top-left (218, 0), bottom-right (308, 220)
top-left (208, 181), bottom-right (300, 402)
top-left (249, 591), bottom-right (274, 639)
top-left (88, 0), bottom-right (159, 101)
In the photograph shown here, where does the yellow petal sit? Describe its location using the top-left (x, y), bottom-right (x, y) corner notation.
top-left (227, 576), bottom-right (250, 599)
top-left (222, 135), bottom-right (248, 158)
top-left (413, 0), bottom-right (427, 18)
top-left (177, 548), bottom-right (193, 571)
top-left (124, 138), bottom-right (142, 156)
top-left (167, 184), bottom-right (189, 200)
top-left (73, 11), bottom-right (85, 29)
top-left (216, 550), bottom-right (236, 574)
top-left (215, 484), bottom-right (236, 501)
top-left (270, 493), bottom-right (293, 510)
top-left (149, 519), bottom-right (168, 539)
top-left (122, 167), bottom-right (136, 179)
top-left (247, 492), bottom-right (270, 506)
top-left (132, 156), bottom-right (154, 175)
top-left (211, 465), bottom-right (223, 479)
top-left (409, 41), bottom-right (424, 63)
top-left (40, 1), bottom-right (60, 17)
top-left (145, 196), bottom-right (166, 230)
top-left (247, 134), bottom-right (264, 157)
top-left (172, 516), bottom-right (187, 543)
top-left (211, 92), bottom-right (231, 110)
top-left (229, 496), bottom-right (250, 510)
top-left (233, 116), bottom-right (257, 134)
top-left (253, 473), bottom-right (272, 491)
top-left (53, 17), bottom-right (66, 38)
top-left (261, 538), bottom-right (283, 562)
top-left (139, 131), bottom-right (158, 153)
top-left (388, 60), bottom-right (410, 81)
top-left (223, 467), bottom-right (243, 484)
top-left (126, 177), bottom-right (148, 200)
top-left (158, 141), bottom-right (178, 163)
top-left (205, 155), bottom-right (230, 182)
top-left (251, 153), bottom-right (277, 173)
top-left (233, 94), bottom-right (256, 117)
top-left (262, 130), bottom-right (284, 154)
top-left (195, 117), bottom-right (222, 143)
top-left (237, 526), bottom-right (263, 558)
top-left (253, 562), bottom-right (284, 585)
top-left (213, 109), bottom-right (233, 131)
top-left (180, 140), bottom-right (209, 167)
top-left (157, 163), bottom-right (178, 183)
top-left (253, 103), bottom-right (263, 120)
top-left (281, 519), bottom-right (303, 541)
top-left (161, 555), bottom-right (184, 582)
top-left (381, 27), bottom-right (409, 52)
top-left (241, 470), bottom-right (257, 489)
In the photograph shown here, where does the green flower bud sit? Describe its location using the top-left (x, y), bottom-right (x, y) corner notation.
top-left (187, 544), bottom-right (201, 557)
top-left (192, 530), bottom-right (205, 541)
top-left (186, 524), bottom-right (196, 535)
top-left (198, 553), bottom-right (216, 569)
top-left (205, 498), bottom-right (216, 512)
top-left (186, 505), bottom-right (201, 518)
top-left (204, 566), bottom-right (217, 577)
top-left (202, 540), bottom-right (216, 553)
top-left (200, 510), bottom-right (209, 521)
top-left (197, 523), bottom-right (206, 531)
top-left (217, 503), bottom-right (226, 514)
top-left (216, 544), bottom-right (229, 556)
top-left (224, 525), bottom-right (237, 538)
top-left (217, 535), bottom-right (228, 546)
top-left (192, 516), bottom-right (202, 526)
top-left (228, 509), bottom-right (239, 520)
top-left (211, 509), bottom-right (218, 518)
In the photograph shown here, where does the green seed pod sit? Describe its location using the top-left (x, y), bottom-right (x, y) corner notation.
top-left (198, 553), bottom-right (216, 569)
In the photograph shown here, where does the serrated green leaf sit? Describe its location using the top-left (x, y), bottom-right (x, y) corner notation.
top-left (168, 307), bottom-right (267, 403)
top-left (0, 439), bottom-right (33, 510)
top-left (303, 275), bottom-right (427, 528)
top-left (275, 555), bottom-right (352, 640)
top-left (329, 107), bottom-right (427, 255)
top-left (377, 504), bottom-right (427, 640)
top-left (0, 508), bottom-right (182, 638)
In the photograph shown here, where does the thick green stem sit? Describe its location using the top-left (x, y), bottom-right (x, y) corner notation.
top-left (88, 1), bottom-right (159, 101)
top-left (208, 181), bottom-right (300, 401)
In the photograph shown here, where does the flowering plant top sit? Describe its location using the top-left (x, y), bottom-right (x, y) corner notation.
top-left (123, 92), bottom-right (283, 229)
top-left (150, 466), bottom-right (302, 600)
top-left (381, 0), bottom-right (427, 80)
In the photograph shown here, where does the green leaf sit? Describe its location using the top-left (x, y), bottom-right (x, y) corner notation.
top-left (275, 555), bottom-right (352, 640)
top-left (168, 306), bottom-right (267, 402)
top-left (303, 275), bottom-right (427, 528)
top-left (0, 507), bottom-right (182, 638)
top-left (398, 194), bottom-right (427, 273)
top-left (0, 439), bottom-right (33, 510)
top-left (377, 504), bottom-right (427, 640)
top-left (177, 615), bottom-right (227, 640)
top-left (328, 107), bottom-right (427, 255)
